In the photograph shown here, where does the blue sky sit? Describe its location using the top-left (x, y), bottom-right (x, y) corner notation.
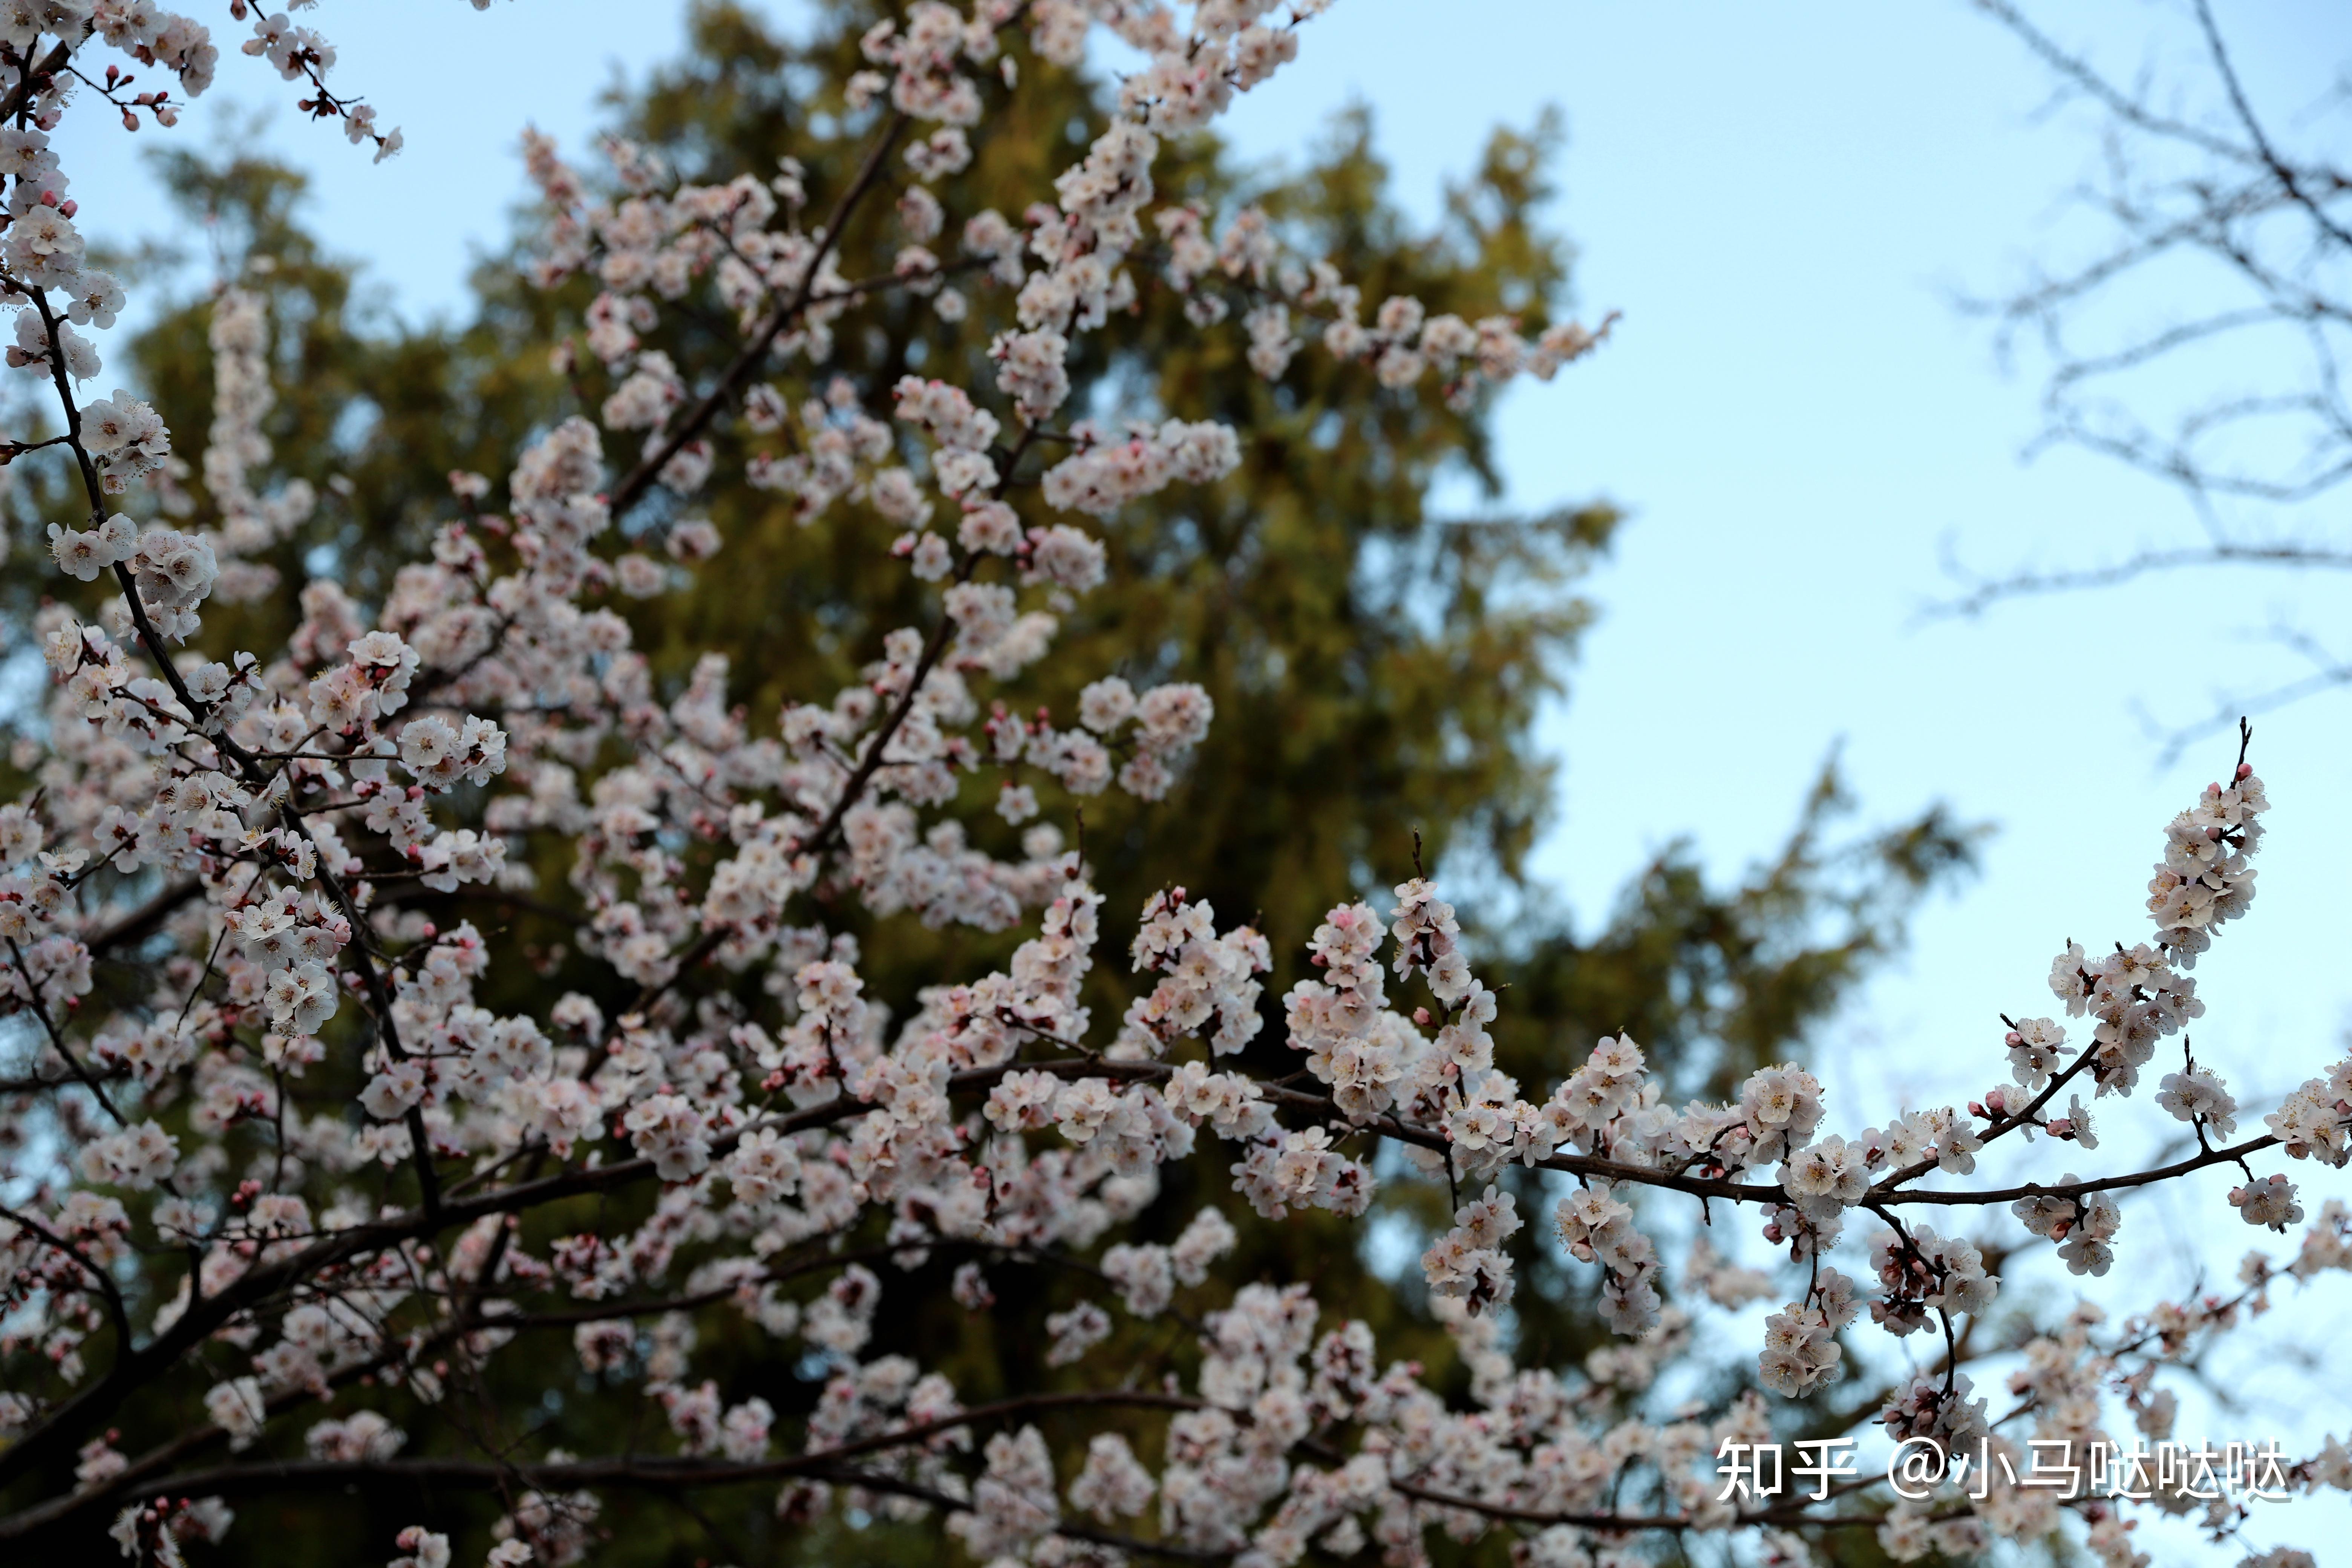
top-left (68, 0), bottom-right (2352, 1539)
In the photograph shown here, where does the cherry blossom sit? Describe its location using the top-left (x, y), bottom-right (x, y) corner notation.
top-left (0, 6), bottom-right (2341, 1567)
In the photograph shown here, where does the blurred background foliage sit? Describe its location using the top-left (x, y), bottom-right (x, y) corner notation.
top-left (1, 2), bottom-right (1975, 1561)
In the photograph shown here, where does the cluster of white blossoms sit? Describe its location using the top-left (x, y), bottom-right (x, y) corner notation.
top-left (194, 285), bottom-right (316, 600)
top-left (0, 4), bottom-right (2346, 1568)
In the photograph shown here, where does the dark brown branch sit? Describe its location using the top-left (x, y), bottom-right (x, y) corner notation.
top-left (0, 40), bottom-right (71, 127)
top-left (80, 879), bottom-right (203, 957)
top-left (1887, 1131), bottom-right (2284, 1208)
top-left (605, 112), bottom-right (910, 520)
top-left (2190, 0), bottom-right (2352, 252)
top-left (49, 1389), bottom-right (1208, 1512)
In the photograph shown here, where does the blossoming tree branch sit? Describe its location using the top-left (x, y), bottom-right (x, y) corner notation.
top-left (0, 2), bottom-right (2345, 1566)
